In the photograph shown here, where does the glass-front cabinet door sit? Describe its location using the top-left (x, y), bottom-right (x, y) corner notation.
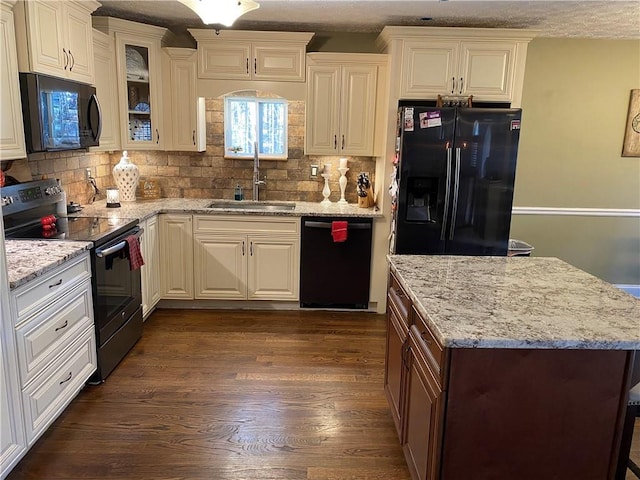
top-left (115, 34), bottom-right (163, 149)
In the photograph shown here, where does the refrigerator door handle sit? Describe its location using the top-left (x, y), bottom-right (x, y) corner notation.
top-left (449, 148), bottom-right (462, 240)
top-left (441, 147), bottom-right (453, 240)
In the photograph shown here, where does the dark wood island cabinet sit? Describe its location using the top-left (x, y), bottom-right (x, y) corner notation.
top-left (385, 255), bottom-right (640, 480)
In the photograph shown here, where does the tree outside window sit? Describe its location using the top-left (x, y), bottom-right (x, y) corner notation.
top-left (224, 96), bottom-right (288, 159)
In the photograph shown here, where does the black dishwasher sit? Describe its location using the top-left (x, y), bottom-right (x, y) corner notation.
top-left (300, 216), bottom-right (373, 309)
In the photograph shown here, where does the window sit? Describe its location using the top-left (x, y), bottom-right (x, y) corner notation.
top-left (224, 96), bottom-right (288, 160)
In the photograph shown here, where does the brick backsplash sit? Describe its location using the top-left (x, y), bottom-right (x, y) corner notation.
top-left (25, 98), bottom-right (377, 205)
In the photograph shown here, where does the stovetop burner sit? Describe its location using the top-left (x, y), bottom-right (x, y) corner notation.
top-left (6, 216), bottom-right (139, 247)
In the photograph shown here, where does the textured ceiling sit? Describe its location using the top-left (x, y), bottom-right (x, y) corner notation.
top-left (95, 0), bottom-right (640, 39)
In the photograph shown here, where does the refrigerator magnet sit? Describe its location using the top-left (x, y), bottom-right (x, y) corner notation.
top-left (420, 111), bottom-right (442, 128)
top-left (404, 108), bottom-right (414, 131)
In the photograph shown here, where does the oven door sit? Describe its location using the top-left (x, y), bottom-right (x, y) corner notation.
top-left (93, 227), bottom-right (142, 346)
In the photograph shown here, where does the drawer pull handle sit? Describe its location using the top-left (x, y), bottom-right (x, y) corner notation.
top-left (420, 331), bottom-right (431, 345)
top-left (55, 320), bottom-right (68, 332)
top-left (59, 372), bottom-right (73, 385)
top-left (49, 279), bottom-right (63, 288)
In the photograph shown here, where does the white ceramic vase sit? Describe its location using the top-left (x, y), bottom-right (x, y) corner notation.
top-left (112, 151), bottom-right (139, 202)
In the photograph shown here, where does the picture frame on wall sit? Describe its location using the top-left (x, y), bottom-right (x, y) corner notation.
top-left (622, 89), bottom-right (640, 157)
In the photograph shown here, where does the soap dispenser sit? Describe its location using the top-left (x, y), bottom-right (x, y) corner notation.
top-left (234, 184), bottom-right (244, 201)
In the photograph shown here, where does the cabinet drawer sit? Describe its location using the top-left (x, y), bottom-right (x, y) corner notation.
top-left (15, 281), bottom-right (93, 387)
top-left (411, 307), bottom-right (446, 388)
top-left (193, 215), bottom-right (299, 235)
top-left (22, 326), bottom-right (96, 445)
top-left (388, 272), bottom-right (410, 324)
top-left (12, 253), bottom-right (91, 323)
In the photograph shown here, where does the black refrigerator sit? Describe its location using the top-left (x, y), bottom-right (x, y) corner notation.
top-left (392, 106), bottom-right (522, 255)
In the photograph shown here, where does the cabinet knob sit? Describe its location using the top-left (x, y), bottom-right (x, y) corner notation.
top-left (420, 330), bottom-right (431, 345)
top-left (459, 77), bottom-right (463, 94)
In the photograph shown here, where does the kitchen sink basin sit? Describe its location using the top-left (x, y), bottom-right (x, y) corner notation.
top-left (206, 201), bottom-right (296, 211)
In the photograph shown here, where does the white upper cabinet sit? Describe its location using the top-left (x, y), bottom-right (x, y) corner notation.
top-left (0, 1), bottom-right (26, 160)
top-left (14, 0), bottom-right (100, 84)
top-left (400, 40), bottom-right (459, 96)
top-left (377, 27), bottom-right (536, 106)
top-left (188, 29), bottom-right (314, 82)
top-left (91, 29), bottom-right (120, 152)
top-left (305, 53), bottom-right (386, 156)
top-left (92, 17), bottom-right (167, 150)
top-left (162, 47), bottom-right (205, 152)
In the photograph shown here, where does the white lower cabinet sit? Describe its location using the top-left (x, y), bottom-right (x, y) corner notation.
top-left (247, 237), bottom-right (299, 300)
top-left (194, 234), bottom-right (246, 299)
top-left (159, 214), bottom-right (194, 299)
top-left (6, 252), bottom-right (96, 473)
top-left (21, 326), bottom-right (95, 444)
top-left (140, 215), bottom-right (161, 317)
top-left (193, 215), bottom-right (300, 301)
top-left (1, 310), bottom-right (26, 480)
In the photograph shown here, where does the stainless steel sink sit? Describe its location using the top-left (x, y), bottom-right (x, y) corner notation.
top-left (206, 201), bottom-right (296, 211)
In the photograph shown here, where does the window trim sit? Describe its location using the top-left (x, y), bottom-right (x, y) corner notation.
top-left (223, 96), bottom-right (288, 161)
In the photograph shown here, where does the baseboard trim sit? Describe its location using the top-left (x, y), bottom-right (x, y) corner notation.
top-left (157, 299), bottom-right (380, 313)
top-left (614, 285), bottom-right (640, 298)
top-left (512, 207), bottom-right (640, 217)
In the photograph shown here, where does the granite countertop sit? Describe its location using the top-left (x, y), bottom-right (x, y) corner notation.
top-left (6, 240), bottom-right (93, 290)
top-left (72, 198), bottom-right (382, 222)
top-left (388, 255), bottom-right (640, 350)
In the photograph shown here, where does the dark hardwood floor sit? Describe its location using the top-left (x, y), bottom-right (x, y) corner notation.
top-left (7, 308), bottom-right (640, 479)
top-left (7, 309), bottom-right (411, 480)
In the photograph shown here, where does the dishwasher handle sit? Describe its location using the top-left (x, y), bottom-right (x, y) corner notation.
top-left (303, 220), bottom-right (371, 230)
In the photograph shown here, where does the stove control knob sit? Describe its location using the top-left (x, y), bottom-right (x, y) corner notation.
top-left (1, 196), bottom-right (14, 206)
top-left (45, 187), bottom-right (59, 196)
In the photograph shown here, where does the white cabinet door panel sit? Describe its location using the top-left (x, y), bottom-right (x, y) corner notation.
top-left (340, 65), bottom-right (377, 156)
top-left (401, 41), bottom-right (458, 97)
top-left (0, 3), bottom-right (26, 160)
top-left (194, 235), bottom-right (246, 300)
top-left (64, 5), bottom-right (94, 83)
top-left (248, 237), bottom-right (299, 300)
top-left (159, 214), bottom-right (193, 299)
top-left (459, 42), bottom-right (516, 99)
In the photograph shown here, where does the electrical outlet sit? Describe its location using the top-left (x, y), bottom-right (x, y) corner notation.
top-left (85, 168), bottom-right (92, 181)
top-left (310, 165), bottom-right (319, 177)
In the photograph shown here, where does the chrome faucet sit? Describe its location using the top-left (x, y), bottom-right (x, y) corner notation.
top-left (253, 141), bottom-right (266, 200)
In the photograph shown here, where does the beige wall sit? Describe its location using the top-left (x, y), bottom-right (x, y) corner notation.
top-left (511, 38), bottom-right (640, 285)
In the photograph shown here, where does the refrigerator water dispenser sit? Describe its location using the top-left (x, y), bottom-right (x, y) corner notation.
top-left (406, 177), bottom-right (437, 223)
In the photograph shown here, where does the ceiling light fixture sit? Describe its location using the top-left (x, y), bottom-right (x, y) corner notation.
top-left (179, 0), bottom-right (260, 27)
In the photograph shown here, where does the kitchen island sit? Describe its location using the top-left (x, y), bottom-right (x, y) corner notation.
top-left (386, 255), bottom-right (640, 480)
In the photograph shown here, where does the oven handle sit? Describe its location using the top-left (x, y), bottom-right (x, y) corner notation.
top-left (95, 228), bottom-right (143, 258)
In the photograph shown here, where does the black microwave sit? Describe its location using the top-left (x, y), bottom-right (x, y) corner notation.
top-left (19, 73), bottom-right (102, 153)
